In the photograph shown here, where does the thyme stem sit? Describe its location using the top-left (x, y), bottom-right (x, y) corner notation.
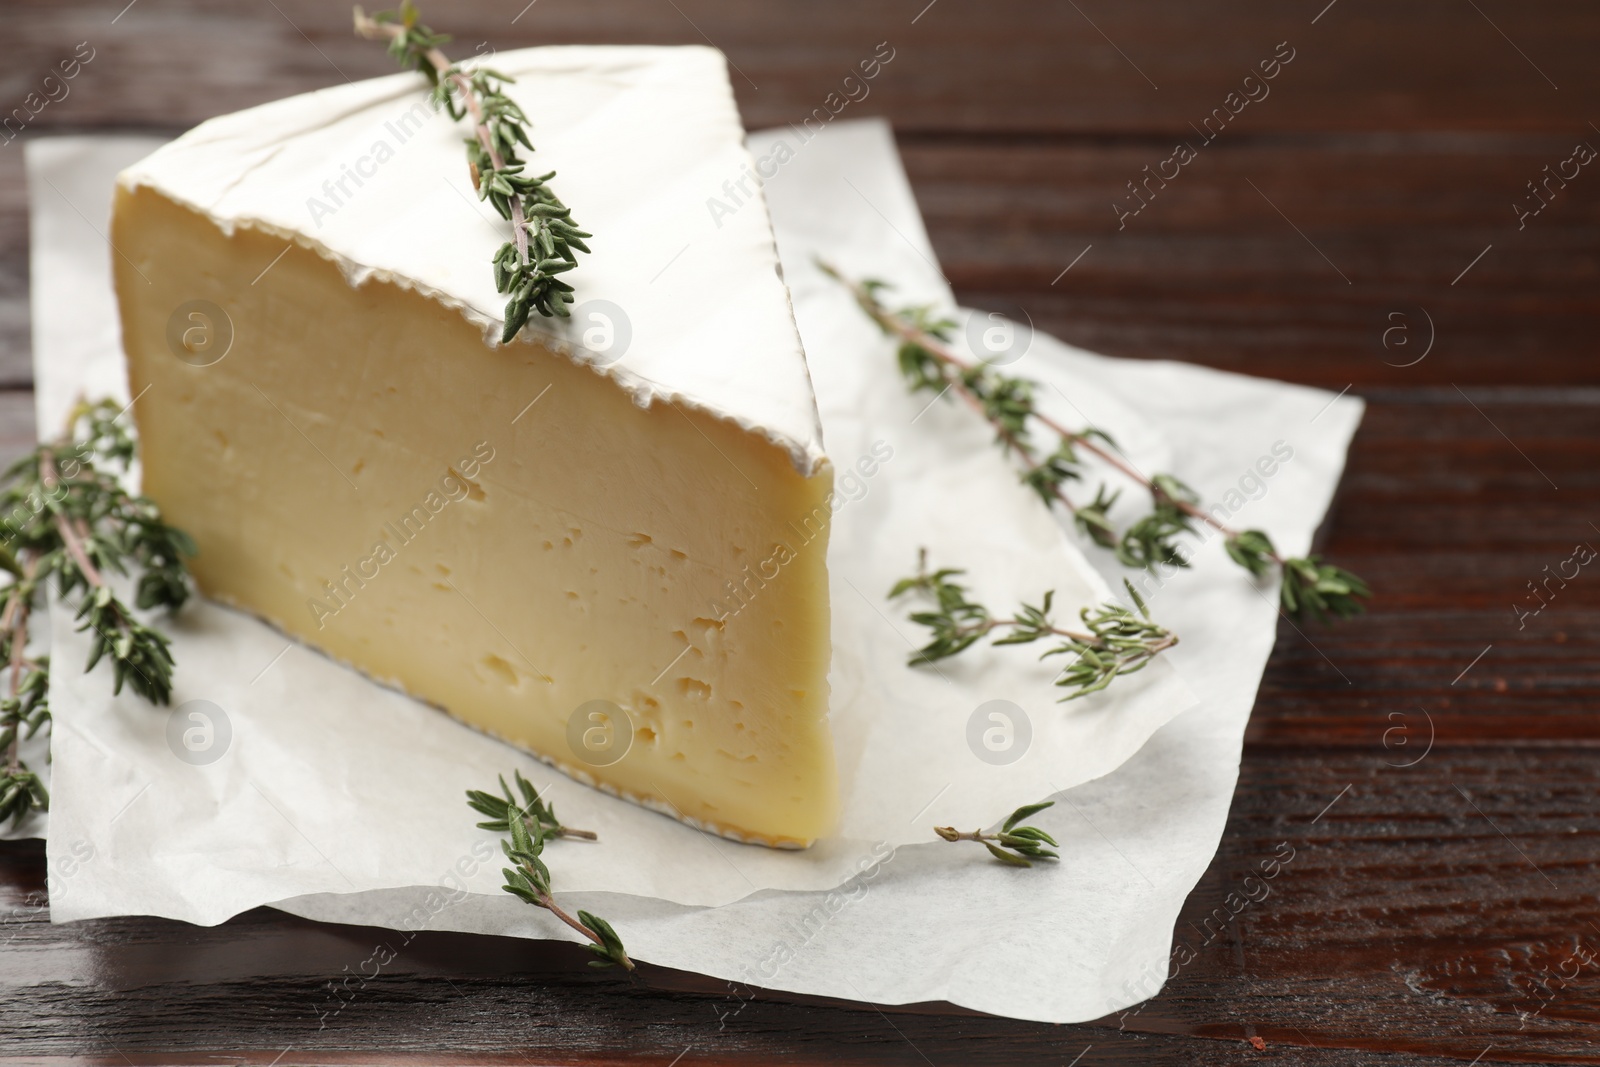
top-left (552, 825), bottom-right (599, 841)
top-left (2, 559), bottom-right (33, 777)
top-left (891, 552), bottom-right (1178, 701)
top-left (523, 871), bottom-right (634, 971)
top-left (958, 614), bottom-right (1152, 649)
top-left (353, 11), bottom-right (531, 268)
top-left (936, 802), bottom-right (1060, 866)
top-left (42, 452), bottom-right (106, 588)
top-left (355, 3), bottom-right (590, 338)
top-left (473, 770), bottom-right (634, 971)
top-left (825, 262), bottom-right (1371, 623)
top-left (827, 265), bottom-right (1288, 556)
top-left (945, 380), bottom-right (1083, 517)
top-left (0, 397), bottom-right (191, 826)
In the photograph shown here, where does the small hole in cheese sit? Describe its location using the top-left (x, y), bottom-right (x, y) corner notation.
top-left (447, 467), bottom-right (485, 501)
top-left (481, 653), bottom-right (518, 687)
top-left (677, 678), bottom-right (711, 700)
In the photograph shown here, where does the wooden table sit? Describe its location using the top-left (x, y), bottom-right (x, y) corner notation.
top-left (5, 2), bottom-right (1598, 1063)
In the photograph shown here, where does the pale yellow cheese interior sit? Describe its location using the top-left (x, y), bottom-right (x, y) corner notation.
top-left (112, 186), bottom-right (838, 846)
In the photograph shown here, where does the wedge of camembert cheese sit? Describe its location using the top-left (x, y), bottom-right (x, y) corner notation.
top-left (111, 46), bottom-right (838, 847)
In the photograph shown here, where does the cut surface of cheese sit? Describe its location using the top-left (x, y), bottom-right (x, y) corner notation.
top-left (111, 46), bottom-right (838, 847)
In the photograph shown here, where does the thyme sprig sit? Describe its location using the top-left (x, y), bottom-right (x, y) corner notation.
top-left (0, 651), bottom-right (49, 829)
top-left (0, 398), bottom-right (194, 827)
top-left (355, 2), bottom-right (590, 340)
top-left (470, 774), bottom-right (633, 971)
top-left (935, 801), bottom-right (1059, 867)
top-left (467, 769), bottom-right (597, 841)
top-left (821, 263), bottom-right (1370, 623)
top-left (891, 551), bottom-right (1177, 701)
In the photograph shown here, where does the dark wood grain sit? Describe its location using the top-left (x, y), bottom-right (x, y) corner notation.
top-left (906, 139), bottom-right (1600, 388)
top-left (8, 0), bottom-right (1600, 135)
top-left (3, 1), bottom-right (1598, 1064)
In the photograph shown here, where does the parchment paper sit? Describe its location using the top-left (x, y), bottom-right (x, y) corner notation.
top-left (25, 120), bottom-right (1363, 1024)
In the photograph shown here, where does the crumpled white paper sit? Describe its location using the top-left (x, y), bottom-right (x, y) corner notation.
top-left (28, 120), bottom-right (1195, 912)
top-left (25, 119), bottom-right (1363, 1024)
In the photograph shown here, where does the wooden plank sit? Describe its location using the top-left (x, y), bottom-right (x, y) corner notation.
top-left (0, 150), bottom-right (30, 387)
top-left (0, 392), bottom-right (33, 457)
top-left (5, 0), bottom-right (1600, 137)
top-left (896, 139), bottom-right (1600, 388)
top-left (1246, 387), bottom-right (1598, 745)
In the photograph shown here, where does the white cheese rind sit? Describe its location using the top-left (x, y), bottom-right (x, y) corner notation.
top-left (116, 45), bottom-right (826, 476)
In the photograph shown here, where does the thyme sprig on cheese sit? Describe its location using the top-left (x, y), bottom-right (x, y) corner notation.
top-left (891, 552), bottom-right (1177, 701)
top-left (355, 2), bottom-right (591, 339)
top-left (0, 399), bottom-right (194, 828)
top-left (936, 801), bottom-right (1060, 867)
top-left (821, 262), bottom-right (1370, 623)
top-left (470, 772), bottom-right (633, 971)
